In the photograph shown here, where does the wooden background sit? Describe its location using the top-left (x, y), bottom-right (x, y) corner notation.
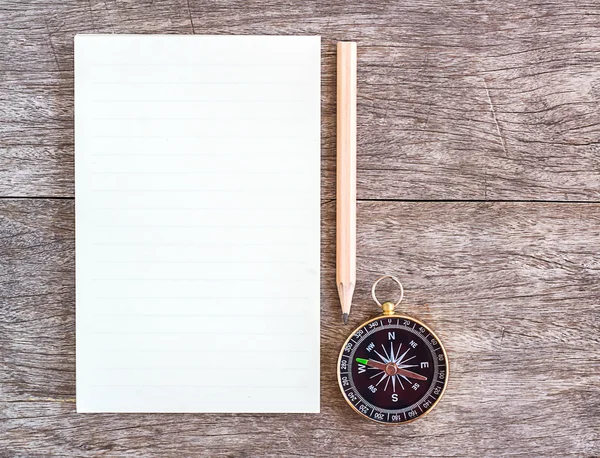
top-left (1, 0), bottom-right (599, 456)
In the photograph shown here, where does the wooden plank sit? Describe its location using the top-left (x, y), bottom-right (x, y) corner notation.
top-left (1, 199), bottom-right (598, 456)
top-left (1, 1), bottom-right (600, 199)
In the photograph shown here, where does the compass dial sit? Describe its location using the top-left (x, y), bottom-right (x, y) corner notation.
top-left (337, 315), bottom-right (448, 424)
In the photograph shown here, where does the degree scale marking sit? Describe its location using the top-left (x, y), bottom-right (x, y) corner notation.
top-left (341, 317), bottom-right (445, 419)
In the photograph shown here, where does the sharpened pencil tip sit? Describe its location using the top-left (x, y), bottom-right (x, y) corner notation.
top-left (342, 313), bottom-right (349, 325)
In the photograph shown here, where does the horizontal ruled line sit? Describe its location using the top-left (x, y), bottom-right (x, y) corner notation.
top-left (89, 152), bottom-right (308, 157)
top-left (89, 171), bottom-right (308, 175)
top-left (89, 296), bottom-right (309, 301)
top-left (90, 63), bottom-right (308, 67)
top-left (90, 241), bottom-right (306, 245)
top-left (91, 296), bottom-right (308, 300)
top-left (90, 385), bottom-right (309, 388)
top-left (90, 332), bottom-right (310, 335)
top-left (91, 261), bottom-right (308, 265)
top-left (91, 277), bottom-right (310, 283)
top-left (90, 117), bottom-right (308, 121)
top-left (92, 225), bottom-right (307, 228)
top-left (88, 314), bottom-right (304, 318)
top-left (97, 367), bottom-right (310, 371)
top-left (91, 135), bottom-right (305, 138)
top-left (90, 189), bottom-right (307, 193)
top-left (89, 349), bottom-right (309, 353)
top-left (91, 98), bottom-right (306, 102)
top-left (90, 278), bottom-right (306, 282)
top-left (88, 207), bottom-right (309, 211)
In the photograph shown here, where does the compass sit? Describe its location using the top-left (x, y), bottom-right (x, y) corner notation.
top-left (337, 275), bottom-right (449, 424)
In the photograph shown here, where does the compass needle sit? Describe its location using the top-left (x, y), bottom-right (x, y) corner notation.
top-left (337, 276), bottom-right (448, 423)
top-left (359, 359), bottom-right (386, 371)
top-left (397, 368), bottom-right (428, 382)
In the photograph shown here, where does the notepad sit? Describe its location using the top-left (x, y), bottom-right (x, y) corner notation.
top-left (75, 35), bottom-right (320, 413)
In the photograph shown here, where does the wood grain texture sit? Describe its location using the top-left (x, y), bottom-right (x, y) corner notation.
top-left (1, 0), bottom-right (599, 456)
top-left (1, 199), bottom-right (598, 457)
top-left (1, 0), bottom-right (600, 199)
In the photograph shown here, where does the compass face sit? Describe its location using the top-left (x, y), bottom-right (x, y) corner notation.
top-left (337, 315), bottom-right (448, 424)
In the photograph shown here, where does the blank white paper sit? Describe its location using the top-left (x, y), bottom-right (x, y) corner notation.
top-left (75, 35), bottom-right (320, 412)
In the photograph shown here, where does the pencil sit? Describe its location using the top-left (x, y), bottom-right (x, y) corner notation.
top-left (336, 42), bottom-right (357, 325)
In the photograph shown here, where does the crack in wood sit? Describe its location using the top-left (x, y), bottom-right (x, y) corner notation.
top-left (483, 78), bottom-right (509, 157)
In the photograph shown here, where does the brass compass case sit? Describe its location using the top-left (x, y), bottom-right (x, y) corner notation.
top-left (336, 276), bottom-right (449, 424)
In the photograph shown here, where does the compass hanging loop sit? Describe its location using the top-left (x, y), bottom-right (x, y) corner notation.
top-left (371, 275), bottom-right (404, 314)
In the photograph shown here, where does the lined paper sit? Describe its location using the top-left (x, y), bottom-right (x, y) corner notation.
top-left (75, 35), bottom-right (320, 412)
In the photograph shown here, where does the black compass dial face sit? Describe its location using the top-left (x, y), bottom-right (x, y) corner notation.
top-left (338, 315), bottom-right (448, 424)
